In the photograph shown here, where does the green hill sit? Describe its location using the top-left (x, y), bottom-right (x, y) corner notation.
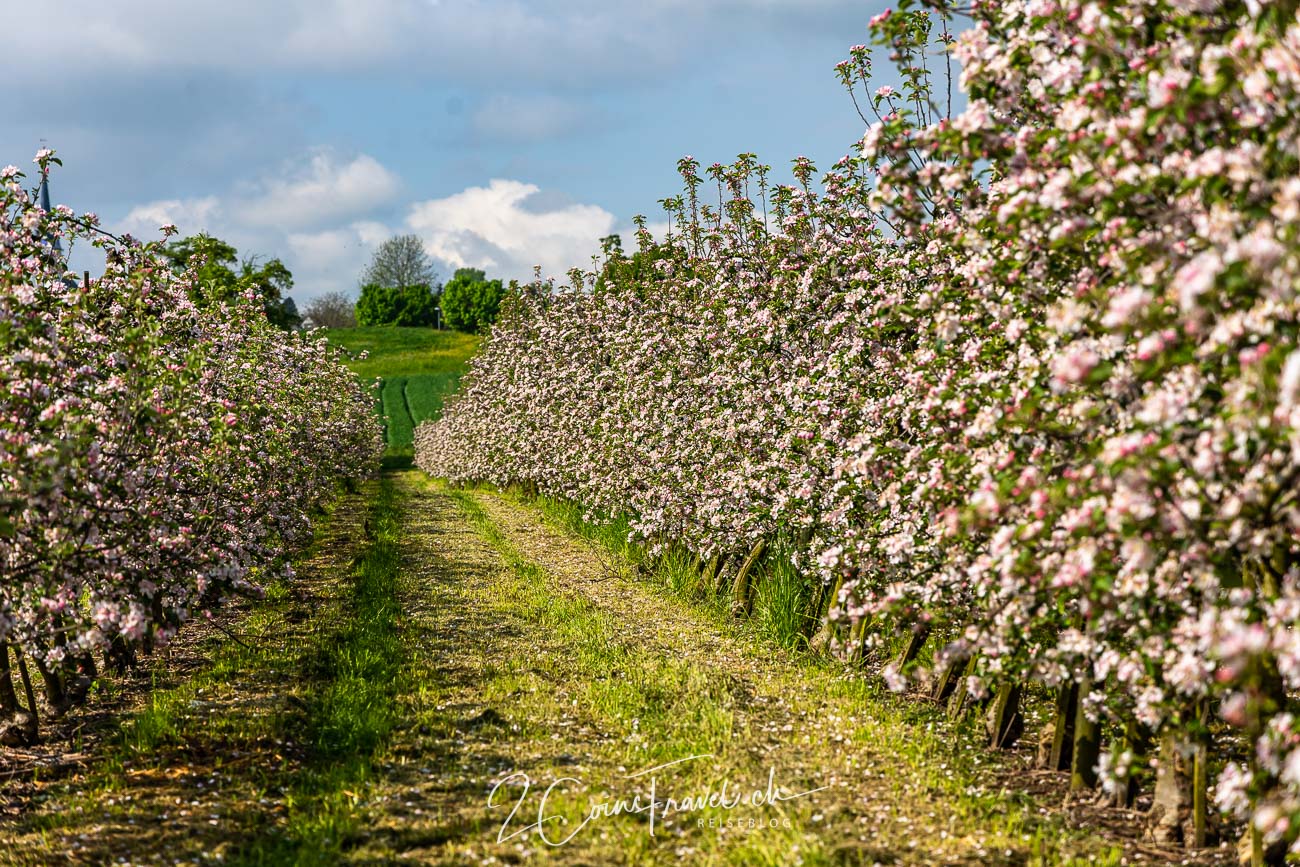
top-left (324, 326), bottom-right (480, 460)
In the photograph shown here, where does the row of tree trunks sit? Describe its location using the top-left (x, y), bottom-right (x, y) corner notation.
top-left (0, 623), bottom-right (160, 747)
top-left (843, 626), bottom-right (1219, 856)
top-left (0, 645), bottom-right (38, 746)
top-left (692, 538), bottom-right (1288, 861)
top-left (518, 498), bottom-right (1299, 863)
top-left (814, 617), bottom-right (1215, 842)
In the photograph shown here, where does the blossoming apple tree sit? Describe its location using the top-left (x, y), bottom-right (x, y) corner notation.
top-left (1, 152), bottom-right (382, 745)
top-left (418, 1), bottom-right (1300, 859)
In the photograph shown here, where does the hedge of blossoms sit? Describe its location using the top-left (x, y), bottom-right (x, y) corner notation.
top-left (842, 0), bottom-right (1300, 856)
top-left (1, 153), bottom-right (383, 744)
top-left (419, 0), bottom-right (1300, 858)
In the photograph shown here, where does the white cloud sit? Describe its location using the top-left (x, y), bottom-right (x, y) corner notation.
top-left (286, 227), bottom-right (361, 270)
top-left (114, 162), bottom-right (623, 298)
top-left (121, 196), bottom-right (222, 239)
top-left (235, 152), bottom-right (400, 230)
top-left (114, 151), bottom-right (404, 300)
top-left (117, 151), bottom-right (402, 244)
top-left (284, 220), bottom-right (399, 293)
top-left (282, 226), bottom-right (368, 296)
top-left (17, 0), bottom-right (870, 86)
top-left (353, 221), bottom-right (394, 247)
top-left (406, 179), bottom-right (617, 281)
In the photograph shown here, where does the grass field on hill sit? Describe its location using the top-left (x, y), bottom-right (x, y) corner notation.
top-left (324, 327), bottom-right (480, 457)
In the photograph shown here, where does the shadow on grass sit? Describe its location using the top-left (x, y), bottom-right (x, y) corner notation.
top-left (381, 451), bottom-right (414, 470)
top-left (0, 479), bottom-right (413, 867)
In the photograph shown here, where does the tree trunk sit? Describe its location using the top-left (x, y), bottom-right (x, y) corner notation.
top-left (1071, 676), bottom-right (1100, 791)
top-left (105, 634), bottom-right (137, 674)
top-left (803, 579), bottom-right (829, 641)
top-left (985, 681), bottom-right (1024, 749)
top-left (711, 556), bottom-right (736, 596)
top-left (69, 650), bottom-right (96, 704)
top-left (1192, 701), bottom-right (1210, 849)
top-left (0, 645), bottom-right (37, 746)
top-left (1038, 683), bottom-right (1077, 771)
top-left (33, 655), bottom-right (73, 717)
top-left (1108, 718), bottom-right (1150, 808)
top-left (1236, 645), bottom-right (1291, 866)
top-left (808, 572), bottom-right (845, 655)
top-left (930, 649), bottom-right (965, 703)
top-left (947, 655), bottom-right (980, 721)
top-left (895, 623), bottom-right (930, 669)
top-left (847, 616), bottom-right (867, 665)
top-left (14, 648), bottom-right (39, 731)
top-left (702, 555), bottom-right (721, 585)
top-left (730, 539), bottom-right (767, 616)
top-left (1149, 728), bottom-right (1192, 846)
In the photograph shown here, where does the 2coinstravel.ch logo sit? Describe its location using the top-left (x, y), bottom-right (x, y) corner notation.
top-left (488, 754), bottom-right (827, 846)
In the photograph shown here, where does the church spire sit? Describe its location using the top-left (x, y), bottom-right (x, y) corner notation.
top-left (38, 166), bottom-right (62, 254)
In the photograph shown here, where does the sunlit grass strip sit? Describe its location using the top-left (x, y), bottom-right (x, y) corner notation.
top-left (229, 475), bottom-right (406, 865)
top-left (528, 495), bottom-right (812, 651)
top-left (464, 484), bottom-right (1127, 866)
top-left (443, 485), bottom-right (737, 765)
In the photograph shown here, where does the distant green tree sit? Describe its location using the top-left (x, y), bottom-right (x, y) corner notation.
top-left (280, 296), bottom-right (303, 330)
top-left (163, 233), bottom-right (298, 330)
top-left (163, 234), bottom-right (240, 290)
top-left (599, 233), bottom-right (624, 258)
top-left (439, 267), bottom-right (504, 333)
top-left (355, 283), bottom-right (440, 327)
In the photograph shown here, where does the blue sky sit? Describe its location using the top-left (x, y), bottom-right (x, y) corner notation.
top-left (8, 0), bottom-right (895, 302)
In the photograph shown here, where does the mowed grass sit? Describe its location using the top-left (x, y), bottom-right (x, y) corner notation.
top-left (439, 483), bottom-right (1123, 866)
top-left (323, 326), bottom-right (480, 455)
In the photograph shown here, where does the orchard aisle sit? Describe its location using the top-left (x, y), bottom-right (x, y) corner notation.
top-left (361, 474), bottom-right (1108, 866)
top-left (4, 472), bottom-right (1159, 865)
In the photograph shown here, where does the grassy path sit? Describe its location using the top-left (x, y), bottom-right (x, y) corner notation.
top-left (405, 482), bottom-right (1116, 867)
top-left (1, 472), bottom-right (1131, 865)
top-left (361, 474), bottom-right (1116, 865)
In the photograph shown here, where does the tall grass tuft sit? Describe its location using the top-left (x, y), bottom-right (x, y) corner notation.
top-left (750, 539), bottom-right (812, 652)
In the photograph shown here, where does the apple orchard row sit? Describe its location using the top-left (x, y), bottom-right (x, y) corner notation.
top-left (417, 1), bottom-right (1300, 857)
